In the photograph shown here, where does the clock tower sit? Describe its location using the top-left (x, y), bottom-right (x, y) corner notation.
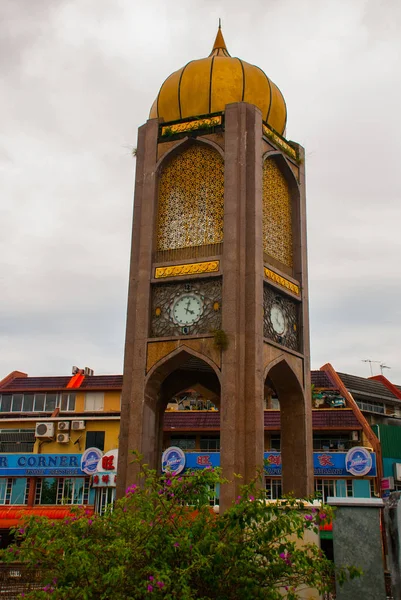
top-left (117, 27), bottom-right (314, 509)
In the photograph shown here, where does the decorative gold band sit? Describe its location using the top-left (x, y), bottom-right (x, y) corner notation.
top-left (161, 116), bottom-right (222, 137)
top-left (262, 124), bottom-right (297, 159)
top-left (264, 267), bottom-right (300, 295)
top-left (155, 260), bottom-right (220, 279)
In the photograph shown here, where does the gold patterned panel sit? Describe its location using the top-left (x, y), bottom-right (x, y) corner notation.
top-left (157, 145), bottom-right (224, 251)
top-left (155, 261), bottom-right (219, 279)
top-left (161, 116), bottom-right (222, 137)
top-left (262, 124), bottom-right (297, 160)
top-left (263, 158), bottom-right (293, 268)
top-left (146, 338), bottom-right (221, 373)
top-left (264, 267), bottom-right (299, 295)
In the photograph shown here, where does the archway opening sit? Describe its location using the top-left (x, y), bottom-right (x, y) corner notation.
top-left (143, 350), bottom-right (221, 474)
top-left (265, 359), bottom-right (313, 498)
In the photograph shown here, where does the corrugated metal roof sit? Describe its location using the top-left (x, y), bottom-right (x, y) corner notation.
top-left (337, 372), bottom-right (399, 401)
top-left (0, 375), bottom-right (123, 392)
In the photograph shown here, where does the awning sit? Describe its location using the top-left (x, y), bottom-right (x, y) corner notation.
top-left (0, 506), bottom-right (94, 528)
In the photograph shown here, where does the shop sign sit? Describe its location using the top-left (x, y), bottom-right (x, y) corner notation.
top-left (92, 473), bottom-right (117, 487)
top-left (381, 477), bottom-right (394, 490)
top-left (264, 451), bottom-right (376, 477)
top-left (81, 448), bottom-right (103, 475)
top-left (0, 454), bottom-right (85, 477)
top-left (345, 447), bottom-right (373, 477)
top-left (185, 453), bottom-right (220, 469)
top-left (91, 449), bottom-right (118, 487)
top-left (161, 447), bottom-right (186, 474)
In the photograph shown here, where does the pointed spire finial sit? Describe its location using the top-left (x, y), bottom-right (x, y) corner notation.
top-left (210, 22), bottom-right (230, 56)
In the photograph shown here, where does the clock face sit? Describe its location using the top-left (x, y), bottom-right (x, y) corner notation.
top-left (270, 304), bottom-right (286, 335)
top-left (171, 294), bottom-right (204, 326)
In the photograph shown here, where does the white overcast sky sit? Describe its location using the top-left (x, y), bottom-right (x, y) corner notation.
top-left (1, 0), bottom-right (401, 383)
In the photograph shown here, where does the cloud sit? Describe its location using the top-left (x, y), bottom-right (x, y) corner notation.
top-left (1, 0), bottom-right (400, 384)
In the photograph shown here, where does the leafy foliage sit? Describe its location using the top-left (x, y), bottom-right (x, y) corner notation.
top-left (1, 456), bottom-right (360, 599)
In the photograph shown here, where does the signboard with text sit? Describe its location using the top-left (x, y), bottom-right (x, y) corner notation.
top-left (0, 454), bottom-right (85, 477)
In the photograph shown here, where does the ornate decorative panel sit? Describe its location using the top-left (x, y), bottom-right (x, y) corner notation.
top-left (263, 284), bottom-right (299, 351)
top-left (157, 145), bottom-right (224, 251)
top-left (263, 158), bottom-right (293, 268)
top-left (151, 278), bottom-right (222, 338)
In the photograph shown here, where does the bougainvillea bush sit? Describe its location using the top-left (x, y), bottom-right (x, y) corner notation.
top-left (1, 457), bottom-right (359, 599)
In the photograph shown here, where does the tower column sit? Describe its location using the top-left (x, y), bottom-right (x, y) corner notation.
top-left (220, 103), bottom-right (265, 510)
top-left (117, 118), bottom-right (159, 498)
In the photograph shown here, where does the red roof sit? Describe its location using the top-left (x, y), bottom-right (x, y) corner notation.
top-left (0, 374), bottom-right (123, 392)
top-left (0, 506), bottom-right (93, 528)
top-left (163, 409), bottom-right (362, 431)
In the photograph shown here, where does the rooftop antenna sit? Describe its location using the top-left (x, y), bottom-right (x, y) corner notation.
top-left (219, 18), bottom-right (221, 29)
top-left (361, 359), bottom-right (381, 377)
top-left (380, 363), bottom-right (391, 376)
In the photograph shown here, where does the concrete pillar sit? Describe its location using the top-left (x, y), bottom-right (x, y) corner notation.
top-left (328, 497), bottom-right (386, 600)
top-left (384, 491), bottom-right (401, 600)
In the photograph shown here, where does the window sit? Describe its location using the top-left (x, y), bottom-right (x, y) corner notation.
top-left (313, 434), bottom-right (351, 451)
top-left (95, 487), bottom-right (116, 515)
top-left (269, 436), bottom-right (281, 451)
top-left (0, 429), bottom-right (35, 453)
top-left (35, 478), bottom-right (90, 505)
top-left (315, 479), bottom-right (335, 502)
top-left (84, 393), bottom-right (104, 412)
top-left (170, 435), bottom-right (196, 451)
top-left (265, 478), bottom-right (282, 500)
top-left (11, 479), bottom-right (29, 504)
top-left (355, 400), bottom-right (385, 414)
top-left (60, 393), bottom-right (76, 412)
top-left (0, 393), bottom-right (76, 413)
top-left (200, 436), bottom-right (220, 452)
top-left (85, 431), bottom-right (105, 451)
top-left (0, 479), bottom-right (12, 505)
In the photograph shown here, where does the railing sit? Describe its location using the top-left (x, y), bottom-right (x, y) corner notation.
top-left (0, 563), bottom-right (42, 599)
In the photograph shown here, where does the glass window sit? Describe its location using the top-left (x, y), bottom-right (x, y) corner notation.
top-left (200, 437), bottom-right (220, 452)
top-left (37, 478), bottom-right (58, 505)
top-left (61, 393), bottom-right (76, 412)
top-left (0, 479), bottom-right (8, 504)
top-left (34, 394), bottom-right (45, 411)
top-left (85, 431), bottom-right (105, 451)
top-left (11, 479), bottom-right (28, 504)
top-left (45, 394), bottom-right (57, 412)
top-left (11, 395), bottom-right (23, 412)
top-left (170, 435), bottom-right (196, 451)
top-left (23, 394), bottom-right (34, 412)
top-left (84, 393), bottom-right (104, 412)
top-left (265, 478), bottom-right (282, 500)
top-left (315, 479), bottom-right (335, 502)
top-left (0, 395), bottom-right (12, 412)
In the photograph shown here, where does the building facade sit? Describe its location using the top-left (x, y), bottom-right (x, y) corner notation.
top-left (1, 364), bottom-right (394, 547)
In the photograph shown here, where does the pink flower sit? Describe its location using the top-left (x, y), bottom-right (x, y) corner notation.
top-left (157, 581), bottom-right (164, 588)
top-left (147, 584), bottom-right (153, 592)
top-left (173, 542), bottom-right (179, 547)
top-left (88, 519), bottom-right (93, 525)
top-left (304, 514), bottom-right (313, 521)
top-left (319, 513), bottom-right (327, 520)
top-left (149, 576), bottom-right (154, 581)
top-left (249, 495), bottom-right (255, 501)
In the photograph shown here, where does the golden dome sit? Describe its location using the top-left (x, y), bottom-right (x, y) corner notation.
top-left (149, 27), bottom-right (287, 135)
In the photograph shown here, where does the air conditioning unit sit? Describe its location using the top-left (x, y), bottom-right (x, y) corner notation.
top-left (57, 433), bottom-right (70, 444)
top-left (71, 420), bottom-right (85, 431)
top-left (84, 367), bottom-right (94, 376)
top-left (58, 421), bottom-right (70, 431)
top-left (351, 431), bottom-right (360, 441)
top-left (35, 423), bottom-right (55, 438)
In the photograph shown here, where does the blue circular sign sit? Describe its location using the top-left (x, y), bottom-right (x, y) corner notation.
top-left (81, 447), bottom-right (103, 475)
top-left (162, 446), bottom-right (186, 474)
top-left (345, 446), bottom-right (372, 476)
